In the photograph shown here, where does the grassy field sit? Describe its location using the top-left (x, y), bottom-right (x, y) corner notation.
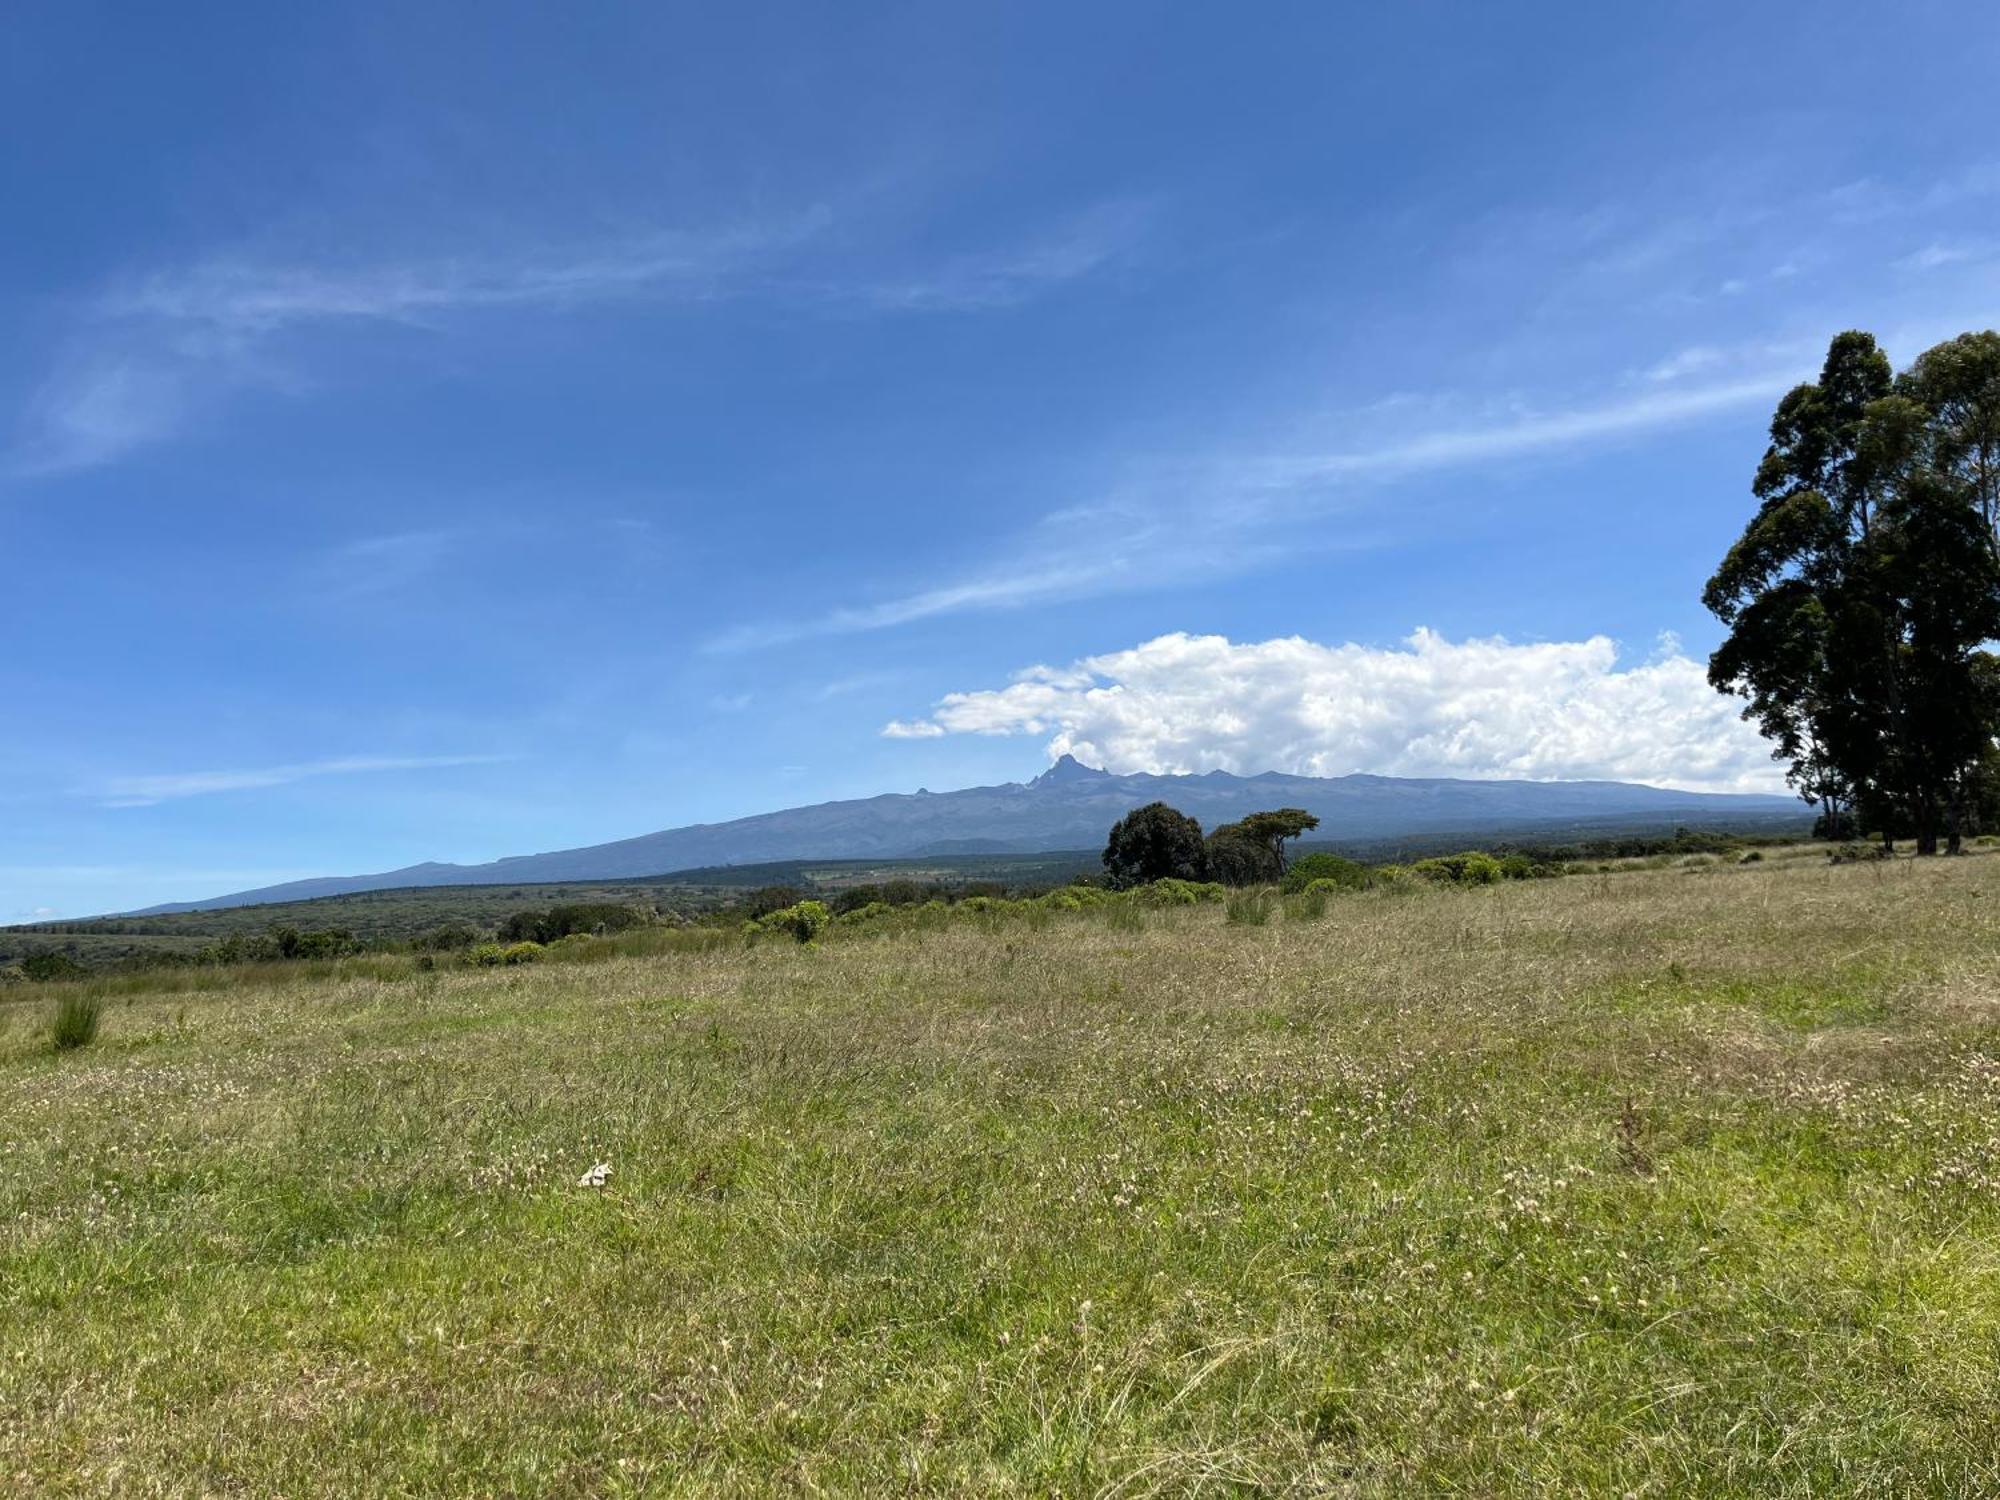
top-left (3, 848), bottom-right (1998, 1494)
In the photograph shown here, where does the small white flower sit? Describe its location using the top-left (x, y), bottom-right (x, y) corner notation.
top-left (579, 1161), bottom-right (612, 1189)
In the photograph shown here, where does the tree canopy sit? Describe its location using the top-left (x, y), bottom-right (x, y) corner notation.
top-left (1101, 802), bottom-right (1209, 887)
top-left (1705, 328), bottom-right (2000, 853)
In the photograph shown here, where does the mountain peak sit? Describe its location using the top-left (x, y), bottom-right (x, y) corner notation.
top-left (1035, 752), bottom-right (1110, 785)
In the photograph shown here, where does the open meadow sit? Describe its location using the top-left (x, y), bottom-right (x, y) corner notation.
top-left (4, 848), bottom-right (2000, 1495)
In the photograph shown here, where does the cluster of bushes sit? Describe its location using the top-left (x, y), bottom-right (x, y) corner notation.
top-left (496, 902), bottom-right (648, 944)
top-left (17, 951), bottom-right (89, 982)
top-left (192, 924), bottom-right (366, 965)
top-left (465, 940), bottom-right (546, 966)
top-left (1397, 850), bottom-right (1548, 885)
top-left (1280, 853), bottom-right (1368, 893)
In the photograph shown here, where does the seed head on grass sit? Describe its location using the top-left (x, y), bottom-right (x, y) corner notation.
top-left (49, 989), bottom-right (103, 1052)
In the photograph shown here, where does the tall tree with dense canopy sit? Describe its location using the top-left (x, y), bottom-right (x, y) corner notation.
top-left (1706, 328), bottom-right (2000, 852)
top-left (1101, 802), bottom-right (1208, 887)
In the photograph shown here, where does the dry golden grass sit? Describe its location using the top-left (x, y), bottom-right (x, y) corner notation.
top-left (3, 850), bottom-right (1998, 1494)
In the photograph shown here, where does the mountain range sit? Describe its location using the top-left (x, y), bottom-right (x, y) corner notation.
top-left (131, 757), bottom-right (1805, 914)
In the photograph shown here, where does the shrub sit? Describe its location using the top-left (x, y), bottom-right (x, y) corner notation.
top-left (21, 951), bottom-right (88, 983)
top-left (759, 900), bottom-right (830, 944)
top-left (1739, 850), bottom-right (1764, 863)
top-left (500, 903), bottom-right (646, 944)
top-left (1133, 877), bottom-right (1227, 907)
top-left (1282, 853), bottom-right (1367, 894)
top-left (835, 901), bottom-right (892, 924)
top-left (1040, 889), bottom-right (1084, 913)
top-left (49, 989), bottom-right (102, 1051)
top-left (500, 941), bottom-right (544, 964)
top-left (412, 921), bottom-right (482, 953)
top-left (743, 885), bottom-right (811, 920)
top-left (466, 943), bottom-right (508, 966)
top-left (831, 885), bottom-right (883, 915)
top-left (1830, 842), bottom-right (1891, 865)
top-left (1411, 851), bottom-right (1504, 886)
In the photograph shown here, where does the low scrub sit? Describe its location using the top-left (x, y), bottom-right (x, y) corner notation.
top-left (467, 941), bottom-right (544, 966)
top-left (751, 900), bottom-right (831, 944)
top-left (1281, 853), bottom-right (1368, 893)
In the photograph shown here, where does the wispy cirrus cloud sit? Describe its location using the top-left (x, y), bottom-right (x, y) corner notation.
top-left (93, 753), bottom-right (513, 808)
top-left (708, 362), bottom-right (1802, 652)
top-left (9, 199), bottom-right (1148, 477)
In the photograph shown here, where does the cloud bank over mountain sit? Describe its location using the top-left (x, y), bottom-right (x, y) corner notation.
top-left (885, 630), bottom-right (1781, 795)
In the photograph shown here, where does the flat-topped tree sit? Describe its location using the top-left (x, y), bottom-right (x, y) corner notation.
top-left (1234, 809), bottom-right (1319, 873)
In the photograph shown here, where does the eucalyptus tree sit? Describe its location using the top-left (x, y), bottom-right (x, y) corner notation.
top-left (1705, 328), bottom-right (2000, 851)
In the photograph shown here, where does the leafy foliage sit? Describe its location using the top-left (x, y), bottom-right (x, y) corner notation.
top-left (1706, 328), bottom-right (2000, 854)
top-left (20, 951), bottom-right (87, 983)
top-left (754, 900), bottom-right (831, 944)
top-left (1281, 852), bottom-right (1367, 894)
top-left (1102, 803), bottom-right (1209, 888)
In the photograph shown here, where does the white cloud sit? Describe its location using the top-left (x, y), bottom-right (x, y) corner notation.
top-left (882, 629), bottom-right (1787, 794)
top-left (1895, 241), bottom-right (1989, 272)
top-left (10, 200), bottom-right (1143, 475)
top-left (94, 753), bottom-right (513, 807)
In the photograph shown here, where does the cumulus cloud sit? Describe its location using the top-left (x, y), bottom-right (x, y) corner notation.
top-left (883, 629), bottom-right (1787, 794)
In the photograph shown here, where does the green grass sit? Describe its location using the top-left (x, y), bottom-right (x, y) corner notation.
top-left (3, 853), bottom-right (1998, 1493)
top-left (45, 989), bottom-right (102, 1051)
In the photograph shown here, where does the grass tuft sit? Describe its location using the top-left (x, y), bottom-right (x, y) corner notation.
top-left (47, 989), bottom-right (102, 1052)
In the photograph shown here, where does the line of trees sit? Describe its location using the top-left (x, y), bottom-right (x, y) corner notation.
top-left (1101, 802), bottom-right (1320, 887)
top-left (1706, 329), bottom-right (2000, 854)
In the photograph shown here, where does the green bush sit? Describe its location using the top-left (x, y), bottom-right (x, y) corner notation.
top-left (49, 989), bottom-right (102, 1051)
top-left (1040, 890), bottom-right (1084, 913)
top-left (499, 903), bottom-right (646, 944)
top-left (1281, 853), bottom-right (1367, 894)
top-left (21, 951), bottom-right (88, 983)
top-left (1132, 877), bottom-right (1226, 907)
top-left (758, 900), bottom-right (830, 944)
top-left (1411, 851), bottom-right (1504, 886)
top-left (412, 921), bottom-right (482, 953)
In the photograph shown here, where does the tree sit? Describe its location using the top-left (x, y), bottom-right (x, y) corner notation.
top-left (1203, 824), bottom-right (1276, 886)
top-left (1232, 808), bottom-right (1320, 873)
top-left (1203, 809), bottom-right (1320, 885)
top-left (1705, 331), bottom-right (1893, 838)
top-left (1101, 803), bottom-right (1208, 888)
top-left (1706, 328), bottom-right (2000, 854)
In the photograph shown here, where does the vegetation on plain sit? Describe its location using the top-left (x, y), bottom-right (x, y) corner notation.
top-left (4, 847), bottom-right (1998, 1491)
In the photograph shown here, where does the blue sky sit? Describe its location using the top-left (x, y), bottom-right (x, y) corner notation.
top-left (6, 3), bottom-right (1999, 918)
